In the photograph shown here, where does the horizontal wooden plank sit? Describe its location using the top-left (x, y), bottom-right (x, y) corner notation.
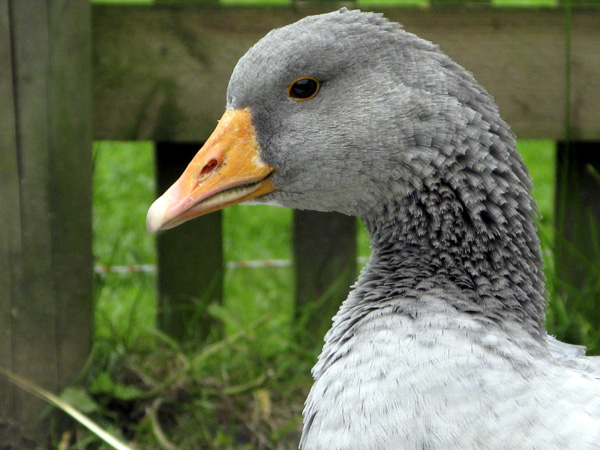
top-left (570, 13), bottom-right (600, 140)
top-left (92, 5), bottom-right (600, 141)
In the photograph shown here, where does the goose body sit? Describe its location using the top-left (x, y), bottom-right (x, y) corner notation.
top-left (147, 9), bottom-right (600, 448)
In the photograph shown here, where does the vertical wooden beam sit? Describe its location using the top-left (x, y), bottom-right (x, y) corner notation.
top-left (47, 0), bottom-right (94, 400)
top-left (0, 0), bottom-right (22, 443)
top-left (555, 142), bottom-right (600, 342)
top-left (293, 211), bottom-right (357, 348)
top-left (155, 143), bottom-right (224, 343)
top-left (0, 0), bottom-right (93, 445)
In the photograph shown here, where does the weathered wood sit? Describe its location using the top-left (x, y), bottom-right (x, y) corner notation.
top-left (0, 0), bottom-right (22, 443)
top-left (293, 211), bottom-right (357, 347)
top-left (155, 143), bottom-right (224, 342)
top-left (3, 3), bottom-right (57, 443)
top-left (570, 12), bottom-right (600, 140)
top-left (554, 142), bottom-right (600, 344)
top-left (47, 0), bottom-right (94, 399)
top-left (0, 0), bottom-right (93, 445)
top-left (92, 5), bottom-right (600, 142)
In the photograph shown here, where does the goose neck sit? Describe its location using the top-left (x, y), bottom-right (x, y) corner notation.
top-left (359, 184), bottom-right (547, 338)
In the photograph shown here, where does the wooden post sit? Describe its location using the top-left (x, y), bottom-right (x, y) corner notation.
top-left (155, 143), bottom-right (224, 343)
top-left (0, 0), bottom-right (93, 446)
top-left (554, 142), bottom-right (600, 343)
top-left (293, 211), bottom-right (357, 348)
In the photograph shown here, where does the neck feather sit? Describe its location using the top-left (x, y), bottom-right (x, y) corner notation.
top-left (359, 176), bottom-right (546, 338)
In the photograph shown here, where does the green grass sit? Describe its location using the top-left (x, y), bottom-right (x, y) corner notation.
top-left (92, 140), bottom-right (558, 355)
top-left (93, 142), bottom-right (156, 351)
top-left (90, 134), bottom-right (600, 447)
top-left (79, 1), bottom-right (589, 447)
top-left (91, 141), bottom-right (307, 448)
top-left (89, 138), bottom-right (569, 448)
top-left (519, 140), bottom-right (556, 238)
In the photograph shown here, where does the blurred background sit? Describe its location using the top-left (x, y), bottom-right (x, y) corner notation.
top-left (1, 0), bottom-right (599, 448)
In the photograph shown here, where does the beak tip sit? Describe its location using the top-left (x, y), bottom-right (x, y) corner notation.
top-left (146, 196), bottom-right (168, 234)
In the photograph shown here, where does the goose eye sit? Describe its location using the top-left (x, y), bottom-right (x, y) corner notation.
top-left (288, 77), bottom-right (320, 101)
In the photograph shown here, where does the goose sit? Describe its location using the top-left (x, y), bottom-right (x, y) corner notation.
top-left (146, 9), bottom-right (600, 449)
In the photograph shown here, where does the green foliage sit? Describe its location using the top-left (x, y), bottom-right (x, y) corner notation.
top-left (90, 140), bottom-right (307, 447)
top-left (518, 140), bottom-right (555, 235)
top-left (86, 137), bottom-right (600, 447)
top-left (93, 141), bottom-right (156, 352)
top-left (71, 311), bottom-right (309, 449)
top-left (59, 2), bottom-right (595, 447)
top-left (545, 208), bottom-right (600, 354)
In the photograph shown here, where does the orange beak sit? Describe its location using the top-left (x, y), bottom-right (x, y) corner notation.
top-left (146, 108), bottom-right (275, 233)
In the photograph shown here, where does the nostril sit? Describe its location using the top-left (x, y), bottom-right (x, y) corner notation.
top-left (200, 159), bottom-right (218, 176)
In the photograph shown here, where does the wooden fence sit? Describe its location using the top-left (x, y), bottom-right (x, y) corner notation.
top-left (1, 0), bottom-right (600, 445)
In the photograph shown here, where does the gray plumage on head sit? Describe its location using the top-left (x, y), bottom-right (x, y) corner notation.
top-left (224, 9), bottom-right (600, 449)
top-left (228, 8), bottom-right (544, 333)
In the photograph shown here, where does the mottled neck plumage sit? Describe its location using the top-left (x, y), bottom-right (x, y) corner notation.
top-left (360, 170), bottom-right (547, 339)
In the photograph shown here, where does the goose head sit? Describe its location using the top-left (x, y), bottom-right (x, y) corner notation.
top-left (147, 9), bottom-right (544, 334)
top-left (147, 8), bottom-right (530, 225)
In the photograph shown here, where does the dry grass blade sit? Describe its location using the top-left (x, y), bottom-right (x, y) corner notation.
top-left (0, 367), bottom-right (133, 450)
top-left (146, 398), bottom-right (177, 450)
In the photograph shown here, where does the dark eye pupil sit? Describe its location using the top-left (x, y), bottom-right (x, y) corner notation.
top-left (290, 78), bottom-right (318, 99)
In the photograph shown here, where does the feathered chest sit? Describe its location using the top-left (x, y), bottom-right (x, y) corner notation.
top-left (300, 297), bottom-right (600, 450)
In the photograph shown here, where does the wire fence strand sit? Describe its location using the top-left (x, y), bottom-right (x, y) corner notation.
top-left (94, 257), bottom-right (370, 274)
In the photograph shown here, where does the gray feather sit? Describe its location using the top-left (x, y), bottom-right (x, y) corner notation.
top-left (225, 9), bottom-right (600, 449)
